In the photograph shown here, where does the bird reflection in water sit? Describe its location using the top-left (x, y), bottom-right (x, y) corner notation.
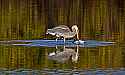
top-left (48, 45), bottom-right (79, 63)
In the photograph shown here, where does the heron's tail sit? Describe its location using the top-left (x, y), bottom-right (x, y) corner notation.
top-left (46, 29), bottom-right (51, 34)
top-left (46, 29), bottom-right (55, 35)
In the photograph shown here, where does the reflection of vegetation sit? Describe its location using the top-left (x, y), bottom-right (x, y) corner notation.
top-left (0, 0), bottom-right (124, 69)
top-left (0, 45), bottom-right (123, 69)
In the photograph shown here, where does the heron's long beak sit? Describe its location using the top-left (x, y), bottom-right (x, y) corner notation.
top-left (76, 30), bottom-right (79, 40)
top-left (77, 33), bottom-right (79, 40)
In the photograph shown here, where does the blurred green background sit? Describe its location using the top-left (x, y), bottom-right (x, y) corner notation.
top-left (0, 0), bottom-right (124, 42)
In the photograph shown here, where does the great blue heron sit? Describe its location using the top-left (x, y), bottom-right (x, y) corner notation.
top-left (46, 25), bottom-right (79, 43)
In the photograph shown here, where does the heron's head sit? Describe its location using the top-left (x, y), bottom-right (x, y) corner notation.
top-left (71, 25), bottom-right (79, 33)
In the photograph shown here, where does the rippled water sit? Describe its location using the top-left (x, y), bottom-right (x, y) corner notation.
top-left (0, 68), bottom-right (125, 75)
top-left (0, 39), bottom-right (124, 75)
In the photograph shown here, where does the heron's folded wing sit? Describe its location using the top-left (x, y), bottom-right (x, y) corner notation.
top-left (53, 25), bottom-right (71, 32)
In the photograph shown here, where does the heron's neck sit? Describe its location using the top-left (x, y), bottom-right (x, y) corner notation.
top-left (69, 31), bottom-right (77, 37)
top-left (71, 29), bottom-right (79, 40)
top-left (72, 29), bottom-right (78, 35)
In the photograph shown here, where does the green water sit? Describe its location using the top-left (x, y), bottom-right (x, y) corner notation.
top-left (0, 40), bottom-right (123, 70)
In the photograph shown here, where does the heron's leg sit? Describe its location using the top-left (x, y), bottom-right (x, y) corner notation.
top-left (64, 38), bottom-right (65, 44)
top-left (77, 32), bottom-right (79, 40)
top-left (56, 37), bottom-right (59, 49)
top-left (56, 38), bottom-right (58, 42)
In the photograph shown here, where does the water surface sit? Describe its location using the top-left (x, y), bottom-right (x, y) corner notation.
top-left (0, 39), bottom-right (124, 75)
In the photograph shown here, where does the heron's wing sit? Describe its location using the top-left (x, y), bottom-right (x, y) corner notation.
top-left (54, 25), bottom-right (69, 28)
top-left (46, 29), bottom-right (56, 35)
top-left (53, 25), bottom-right (71, 32)
top-left (53, 25), bottom-right (70, 31)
